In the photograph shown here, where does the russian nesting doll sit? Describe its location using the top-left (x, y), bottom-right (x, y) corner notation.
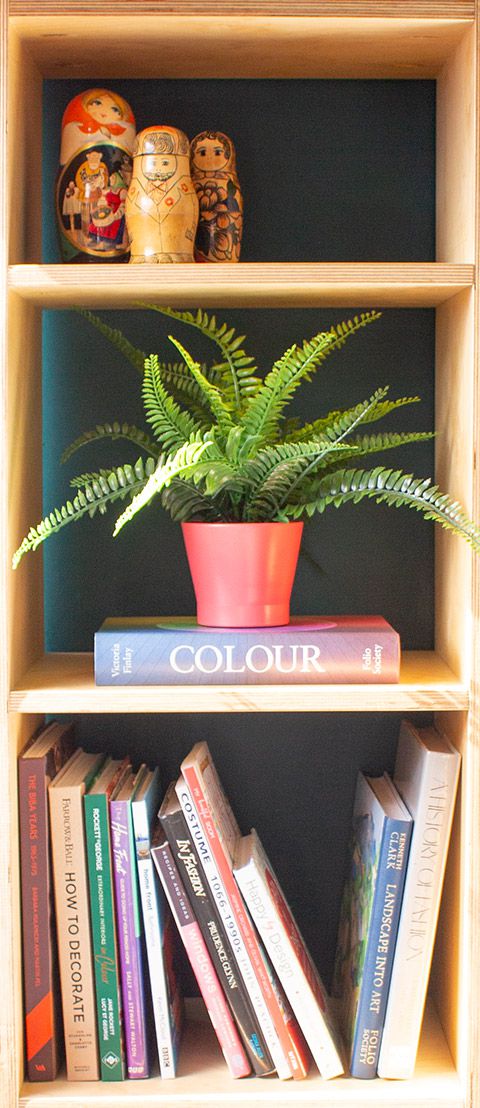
top-left (125, 126), bottom-right (199, 263)
top-left (56, 88), bottom-right (136, 263)
top-left (190, 131), bottom-right (243, 262)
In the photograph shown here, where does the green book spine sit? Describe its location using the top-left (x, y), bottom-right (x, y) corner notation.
top-left (85, 792), bottom-right (125, 1080)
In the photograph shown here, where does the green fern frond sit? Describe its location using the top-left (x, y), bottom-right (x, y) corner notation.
top-left (238, 331), bottom-right (342, 453)
top-left (141, 304), bottom-right (261, 412)
top-left (113, 438), bottom-right (214, 535)
top-left (285, 465), bottom-right (480, 552)
top-left (61, 422), bottom-right (159, 463)
top-left (325, 311), bottom-right (382, 354)
top-left (77, 309), bottom-right (147, 375)
top-left (78, 309), bottom-right (216, 420)
top-left (143, 354), bottom-right (205, 450)
top-left (241, 440), bottom-right (348, 521)
top-left (167, 336), bottom-right (234, 437)
top-left (285, 395), bottom-right (422, 443)
top-left (160, 479), bottom-right (227, 522)
top-left (12, 456), bottom-right (156, 568)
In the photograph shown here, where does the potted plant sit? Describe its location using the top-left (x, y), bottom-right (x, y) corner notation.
top-left (12, 306), bottom-right (480, 626)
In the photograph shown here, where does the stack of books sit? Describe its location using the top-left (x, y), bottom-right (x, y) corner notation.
top-left (18, 716), bottom-right (460, 1083)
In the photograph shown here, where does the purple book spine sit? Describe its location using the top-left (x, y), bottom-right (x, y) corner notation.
top-left (110, 797), bottom-right (149, 1079)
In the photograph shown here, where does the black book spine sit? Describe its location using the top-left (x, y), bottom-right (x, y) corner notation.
top-left (160, 797), bottom-right (275, 1076)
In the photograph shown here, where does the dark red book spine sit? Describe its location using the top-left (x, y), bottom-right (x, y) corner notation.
top-left (18, 725), bottom-right (75, 1081)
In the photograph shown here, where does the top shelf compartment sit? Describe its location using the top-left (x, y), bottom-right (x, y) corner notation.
top-left (7, 8), bottom-right (475, 267)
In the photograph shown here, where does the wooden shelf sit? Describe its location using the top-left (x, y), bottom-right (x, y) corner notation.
top-left (8, 651), bottom-right (468, 714)
top-left (8, 264), bottom-right (474, 309)
top-left (9, 9), bottom-right (472, 79)
top-left (18, 997), bottom-right (462, 1108)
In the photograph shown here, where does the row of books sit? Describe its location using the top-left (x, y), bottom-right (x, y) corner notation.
top-left (19, 718), bottom-right (459, 1084)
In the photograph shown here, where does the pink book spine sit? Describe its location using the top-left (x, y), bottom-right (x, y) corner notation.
top-left (181, 761), bottom-right (307, 1079)
top-left (151, 836), bottom-right (251, 1079)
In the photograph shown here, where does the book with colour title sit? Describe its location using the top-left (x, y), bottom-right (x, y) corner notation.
top-left (234, 828), bottom-right (344, 1080)
top-left (150, 824), bottom-right (252, 1079)
top-left (377, 721), bottom-right (461, 1079)
top-left (84, 756), bottom-right (130, 1081)
top-left (110, 765), bottom-right (151, 1079)
top-left (94, 615), bottom-right (400, 685)
top-left (48, 748), bottom-right (106, 1081)
top-left (332, 771), bottom-right (412, 1079)
top-left (131, 767), bottom-right (184, 1079)
top-left (18, 721), bottom-right (76, 1081)
top-left (177, 744), bottom-right (311, 1080)
top-left (159, 781), bottom-right (274, 1077)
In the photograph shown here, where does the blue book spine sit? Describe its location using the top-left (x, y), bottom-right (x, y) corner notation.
top-left (94, 617), bottom-right (400, 686)
top-left (350, 815), bottom-right (412, 1079)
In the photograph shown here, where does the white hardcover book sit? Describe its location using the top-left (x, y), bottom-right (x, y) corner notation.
top-left (234, 829), bottom-right (344, 1080)
top-left (377, 720), bottom-right (461, 1079)
top-left (175, 773), bottom-right (292, 1080)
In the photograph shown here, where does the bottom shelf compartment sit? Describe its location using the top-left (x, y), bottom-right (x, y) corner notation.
top-left (19, 997), bottom-right (462, 1108)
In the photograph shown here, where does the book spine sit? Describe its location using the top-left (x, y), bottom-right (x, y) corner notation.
top-left (160, 802), bottom-right (274, 1076)
top-left (48, 784), bottom-right (100, 1081)
top-left (378, 751), bottom-right (460, 1079)
top-left (84, 793), bottom-right (125, 1080)
top-left (350, 816), bottom-right (412, 1079)
top-left (234, 848), bottom-right (343, 1079)
top-left (135, 854), bottom-right (180, 1078)
top-left (19, 757), bottom-right (58, 1081)
top-left (110, 798), bottom-right (149, 1079)
top-left (177, 774), bottom-right (296, 1080)
top-left (94, 626), bottom-right (400, 685)
top-left (151, 838), bottom-right (251, 1079)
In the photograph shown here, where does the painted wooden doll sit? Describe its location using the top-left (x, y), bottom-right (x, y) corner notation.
top-left (190, 131), bottom-right (243, 262)
top-left (125, 126), bottom-right (199, 263)
top-left (56, 88), bottom-right (136, 263)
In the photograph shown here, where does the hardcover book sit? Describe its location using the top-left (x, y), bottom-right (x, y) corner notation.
top-left (84, 756), bottom-right (130, 1081)
top-left (18, 721), bottom-right (76, 1081)
top-left (94, 615), bottom-right (400, 685)
top-left (159, 781), bottom-right (274, 1077)
top-left (150, 824), bottom-right (251, 1079)
top-left (131, 767), bottom-right (184, 1079)
top-left (234, 828), bottom-right (344, 1080)
top-left (377, 721), bottom-right (461, 1079)
top-left (333, 771), bottom-right (412, 1079)
top-left (110, 765), bottom-right (151, 1079)
top-left (48, 747), bottom-right (105, 1081)
top-left (178, 744), bottom-right (311, 1080)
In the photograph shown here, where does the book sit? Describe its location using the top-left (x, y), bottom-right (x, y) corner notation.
top-left (84, 756), bottom-right (130, 1081)
top-left (18, 721), bottom-right (76, 1081)
top-left (131, 767), bottom-right (184, 1079)
top-left (94, 615), bottom-right (400, 685)
top-left (158, 781), bottom-right (274, 1077)
top-left (178, 743), bottom-right (311, 1080)
top-left (234, 828), bottom-right (344, 1080)
top-left (377, 721), bottom-right (461, 1079)
top-left (48, 747), bottom-right (105, 1081)
top-left (110, 765), bottom-right (151, 1079)
top-left (150, 825), bottom-right (252, 1079)
top-left (333, 771), bottom-right (412, 1078)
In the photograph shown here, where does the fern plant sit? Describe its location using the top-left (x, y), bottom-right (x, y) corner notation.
top-left (12, 306), bottom-right (480, 568)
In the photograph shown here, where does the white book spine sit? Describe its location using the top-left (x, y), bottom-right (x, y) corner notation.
top-left (176, 777), bottom-right (291, 1080)
top-left (136, 856), bottom-right (176, 1078)
top-left (378, 737), bottom-right (460, 1078)
top-left (234, 841), bottom-right (343, 1079)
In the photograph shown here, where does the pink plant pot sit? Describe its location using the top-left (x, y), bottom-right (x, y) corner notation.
top-left (181, 521), bottom-right (304, 627)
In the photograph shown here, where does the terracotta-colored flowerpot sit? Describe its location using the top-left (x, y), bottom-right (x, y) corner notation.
top-left (181, 521), bottom-right (304, 628)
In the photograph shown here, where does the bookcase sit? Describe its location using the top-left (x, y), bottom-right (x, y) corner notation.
top-left (1, 2), bottom-right (480, 1107)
